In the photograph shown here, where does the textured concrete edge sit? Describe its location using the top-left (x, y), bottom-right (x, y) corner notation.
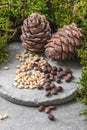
top-left (0, 85), bottom-right (78, 107)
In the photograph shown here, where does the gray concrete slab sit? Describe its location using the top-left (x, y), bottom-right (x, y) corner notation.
top-left (0, 97), bottom-right (87, 130)
top-left (0, 42), bottom-right (82, 106)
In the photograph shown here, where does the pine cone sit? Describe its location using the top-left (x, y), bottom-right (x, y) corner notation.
top-left (45, 23), bottom-right (83, 61)
top-left (20, 13), bottom-right (51, 53)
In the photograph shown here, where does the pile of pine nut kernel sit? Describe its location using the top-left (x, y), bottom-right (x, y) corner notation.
top-left (14, 50), bottom-right (46, 89)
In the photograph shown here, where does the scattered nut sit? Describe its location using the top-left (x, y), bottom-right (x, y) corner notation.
top-left (48, 114), bottom-right (55, 121)
top-left (65, 73), bottom-right (73, 82)
top-left (52, 66), bottom-right (57, 71)
top-left (0, 115), bottom-right (3, 120)
top-left (45, 91), bottom-right (51, 97)
top-left (42, 67), bottom-right (48, 73)
top-left (49, 105), bottom-right (56, 110)
top-left (0, 114), bottom-right (8, 120)
top-left (45, 74), bottom-right (50, 79)
top-left (17, 85), bottom-right (24, 89)
top-left (50, 83), bottom-right (56, 89)
top-left (44, 79), bottom-right (51, 83)
top-left (52, 88), bottom-right (58, 95)
top-left (50, 70), bottom-right (57, 75)
top-left (59, 70), bottom-right (67, 76)
top-left (47, 67), bottom-right (52, 73)
top-left (37, 85), bottom-right (43, 90)
top-left (57, 86), bottom-right (63, 92)
top-left (14, 82), bottom-right (18, 87)
top-left (44, 82), bottom-right (50, 88)
top-left (3, 66), bottom-right (9, 70)
top-left (16, 65), bottom-right (20, 69)
top-left (49, 74), bottom-right (54, 81)
top-left (65, 76), bottom-right (71, 82)
top-left (45, 107), bottom-right (51, 113)
top-left (57, 67), bottom-right (63, 72)
top-left (57, 73), bottom-right (63, 78)
top-left (65, 68), bottom-right (72, 73)
top-left (45, 86), bottom-right (52, 91)
top-left (14, 51), bottom-right (46, 89)
top-left (55, 78), bottom-right (61, 83)
top-left (3, 114), bottom-right (8, 119)
top-left (38, 106), bottom-right (45, 112)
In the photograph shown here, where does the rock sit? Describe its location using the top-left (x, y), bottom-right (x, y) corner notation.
top-left (0, 42), bottom-right (81, 106)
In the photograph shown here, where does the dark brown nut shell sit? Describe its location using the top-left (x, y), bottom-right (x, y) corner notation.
top-left (65, 76), bottom-right (71, 82)
top-left (60, 70), bottom-right (68, 76)
top-left (50, 83), bottom-right (56, 89)
top-left (45, 74), bottom-right (50, 79)
top-left (47, 67), bottom-right (52, 73)
top-left (45, 63), bottom-right (51, 68)
top-left (50, 70), bottom-right (57, 75)
top-left (37, 85), bottom-right (44, 90)
top-left (49, 105), bottom-right (57, 110)
top-left (44, 79), bottom-right (51, 83)
top-left (48, 114), bottom-right (55, 121)
top-left (44, 82), bottom-right (51, 87)
top-left (38, 105), bottom-right (45, 112)
top-left (57, 73), bottom-right (63, 78)
top-left (45, 86), bottom-right (52, 91)
top-left (67, 73), bottom-right (73, 78)
top-left (65, 68), bottom-right (72, 74)
top-left (34, 66), bottom-right (42, 72)
top-left (57, 67), bottom-right (63, 72)
top-left (55, 77), bottom-right (61, 83)
top-left (49, 74), bottom-right (54, 81)
top-left (52, 88), bottom-right (58, 95)
top-left (45, 107), bottom-right (51, 113)
top-left (65, 73), bottom-right (73, 82)
top-left (57, 86), bottom-right (63, 92)
top-left (52, 66), bottom-right (57, 71)
top-left (45, 91), bottom-right (51, 97)
top-left (42, 67), bottom-right (48, 73)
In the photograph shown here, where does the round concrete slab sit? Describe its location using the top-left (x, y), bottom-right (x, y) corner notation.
top-left (0, 42), bottom-right (82, 106)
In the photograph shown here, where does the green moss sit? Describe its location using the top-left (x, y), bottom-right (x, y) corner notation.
top-left (75, 2), bottom-right (87, 116)
top-left (0, 16), bottom-right (11, 62)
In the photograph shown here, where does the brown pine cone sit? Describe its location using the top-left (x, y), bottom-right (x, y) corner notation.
top-left (45, 22), bottom-right (83, 61)
top-left (20, 13), bottom-right (51, 53)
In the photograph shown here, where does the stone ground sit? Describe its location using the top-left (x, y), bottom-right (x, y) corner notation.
top-left (0, 42), bottom-right (82, 106)
top-left (0, 97), bottom-right (87, 130)
top-left (0, 42), bottom-right (87, 130)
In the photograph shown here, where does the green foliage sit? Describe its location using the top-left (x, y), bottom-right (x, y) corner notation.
top-left (47, 0), bottom-right (76, 27)
top-left (0, 0), bottom-right (49, 40)
top-left (77, 1), bottom-right (87, 115)
top-left (78, 67), bottom-right (87, 104)
top-left (0, 3), bottom-right (12, 62)
top-left (80, 110), bottom-right (87, 121)
top-left (78, 48), bottom-right (87, 66)
top-left (78, 44), bottom-right (87, 118)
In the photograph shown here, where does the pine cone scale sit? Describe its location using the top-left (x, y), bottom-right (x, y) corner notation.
top-left (21, 13), bottom-right (51, 52)
top-left (45, 23), bottom-right (83, 61)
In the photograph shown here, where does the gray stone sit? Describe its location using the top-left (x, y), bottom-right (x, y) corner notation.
top-left (0, 42), bottom-right (82, 106)
top-left (0, 96), bottom-right (87, 130)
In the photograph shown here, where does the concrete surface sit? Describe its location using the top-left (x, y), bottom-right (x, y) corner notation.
top-left (0, 42), bottom-right (82, 106)
top-left (0, 96), bottom-right (87, 130)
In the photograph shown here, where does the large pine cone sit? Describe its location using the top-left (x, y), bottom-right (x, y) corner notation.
top-left (20, 13), bottom-right (51, 53)
top-left (45, 23), bottom-right (83, 61)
